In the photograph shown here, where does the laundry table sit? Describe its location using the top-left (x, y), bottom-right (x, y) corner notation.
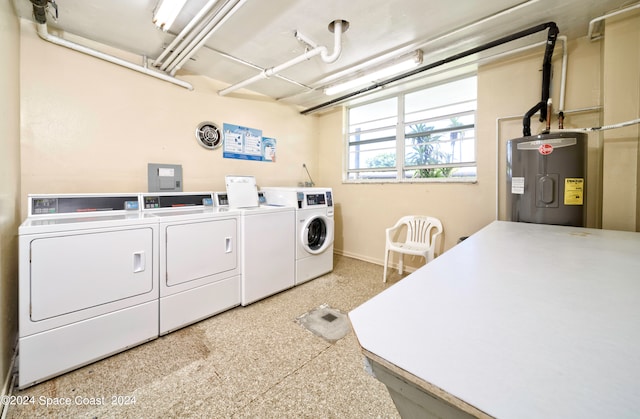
top-left (349, 221), bottom-right (640, 418)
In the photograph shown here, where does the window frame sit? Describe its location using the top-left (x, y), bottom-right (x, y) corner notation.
top-left (344, 75), bottom-right (478, 184)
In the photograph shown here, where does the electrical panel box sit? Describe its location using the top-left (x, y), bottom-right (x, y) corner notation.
top-left (148, 163), bottom-right (183, 192)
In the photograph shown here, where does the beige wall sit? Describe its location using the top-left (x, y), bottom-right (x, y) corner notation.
top-left (9, 9), bottom-right (640, 380)
top-left (0, 1), bottom-right (21, 392)
top-left (318, 106), bottom-right (495, 266)
top-left (490, 37), bottom-right (603, 228)
top-left (602, 11), bottom-right (640, 231)
top-left (20, 20), bottom-right (320, 219)
top-left (319, 36), bottom-right (604, 269)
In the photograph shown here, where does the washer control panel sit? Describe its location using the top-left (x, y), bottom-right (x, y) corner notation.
top-left (142, 193), bottom-right (213, 209)
top-left (306, 193), bottom-right (326, 206)
top-left (29, 195), bottom-right (140, 215)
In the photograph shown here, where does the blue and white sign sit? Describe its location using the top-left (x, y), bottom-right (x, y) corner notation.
top-left (223, 123), bottom-right (276, 162)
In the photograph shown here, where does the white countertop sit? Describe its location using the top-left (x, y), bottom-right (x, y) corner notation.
top-left (350, 221), bottom-right (640, 419)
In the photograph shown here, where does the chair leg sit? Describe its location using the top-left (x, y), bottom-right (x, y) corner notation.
top-left (398, 254), bottom-right (403, 275)
top-left (383, 250), bottom-right (389, 283)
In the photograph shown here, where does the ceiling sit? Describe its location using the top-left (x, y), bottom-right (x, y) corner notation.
top-left (13, 0), bottom-right (638, 113)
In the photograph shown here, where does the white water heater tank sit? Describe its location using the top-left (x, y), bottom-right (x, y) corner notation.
top-left (506, 132), bottom-right (587, 227)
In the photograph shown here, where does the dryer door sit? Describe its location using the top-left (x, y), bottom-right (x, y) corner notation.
top-left (300, 215), bottom-right (334, 255)
top-left (164, 218), bottom-right (238, 287)
top-left (29, 227), bottom-right (155, 322)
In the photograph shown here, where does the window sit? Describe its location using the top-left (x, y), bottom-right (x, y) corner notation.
top-left (345, 76), bottom-right (477, 182)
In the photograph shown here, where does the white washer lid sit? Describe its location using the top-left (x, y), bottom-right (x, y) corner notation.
top-left (225, 175), bottom-right (259, 208)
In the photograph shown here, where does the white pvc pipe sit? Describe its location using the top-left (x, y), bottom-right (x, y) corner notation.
top-left (218, 20), bottom-right (344, 96)
top-left (558, 36), bottom-right (567, 112)
top-left (588, 2), bottom-right (640, 41)
top-left (154, 0), bottom-right (222, 68)
top-left (320, 20), bottom-right (343, 63)
top-left (167, 0), bottom-right (248, 75)
top-left (35, 23), bottom-right (193, 90)
top-left (549, 117), bottom-right (640, 132)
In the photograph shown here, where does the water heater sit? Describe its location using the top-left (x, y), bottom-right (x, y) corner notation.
top-left (506, 132), bottom-right (587, 227)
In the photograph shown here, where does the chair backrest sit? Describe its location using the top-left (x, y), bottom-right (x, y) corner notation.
top-left (401, 215), bottom-right (443, 248)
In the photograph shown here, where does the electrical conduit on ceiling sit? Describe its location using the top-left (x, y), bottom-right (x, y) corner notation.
top-left (28, 0), bottom-right (193, 90)
top-left (218, 20), bottom-right (348, 96)
top-left (160, 0), bottom-right (249, 76)
top-left (152, 0), bottom-right (223, 69)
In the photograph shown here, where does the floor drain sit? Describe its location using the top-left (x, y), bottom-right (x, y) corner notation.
top-left (322, 313), bottom-right (338, 322)
top-left (296, 304), bottom-right (350, 343)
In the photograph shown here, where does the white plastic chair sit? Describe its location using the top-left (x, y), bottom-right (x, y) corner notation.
top-left (383, 215), bottom-right (443, 282)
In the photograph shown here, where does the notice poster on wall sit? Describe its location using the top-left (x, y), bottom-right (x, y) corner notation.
top-left (223, 123), bottom-right (276, 162)
top-left (262, 137), bottom-right (276, 162)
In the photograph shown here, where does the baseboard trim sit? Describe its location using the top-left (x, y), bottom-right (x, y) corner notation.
top-left (334, 249), bottom-right (383, 266)
top-left (333, 249), bottom-right (419, 274)
top-left (1, 341), bottom-right (18, 419)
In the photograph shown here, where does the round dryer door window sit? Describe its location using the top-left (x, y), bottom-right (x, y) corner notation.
top-left (301, 215), bottom-right (334, 254)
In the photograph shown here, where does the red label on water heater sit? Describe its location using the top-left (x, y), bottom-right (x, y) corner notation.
top-left (539, 143), bottom-right (553, 155)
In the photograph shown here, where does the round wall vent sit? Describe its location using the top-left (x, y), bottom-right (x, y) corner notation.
top-left (195, 121), bottom-right (222, 150)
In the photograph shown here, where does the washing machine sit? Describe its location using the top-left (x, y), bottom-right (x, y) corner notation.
top-left (218, 176), bottom-right (296, 305)
top-left (215, 176), bottom-right (295, 306)
top-left (18, 193), bottom-right (159, 388)
top-left (141, 192), bottom-right (241, 335)
top-left (261, 187), bottom-right (334, 284)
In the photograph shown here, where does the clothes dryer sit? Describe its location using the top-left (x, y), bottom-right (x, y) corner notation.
top-left (218, 177), bottom-right (296, 306)
top-left (261, 187), bottom-right (334, 284)
top-left (18, 194), bottom-right (159, 388)
top-left (141, 192), bottom-right (241, 335)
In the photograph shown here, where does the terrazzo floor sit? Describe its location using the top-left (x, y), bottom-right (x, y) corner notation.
top-left (6, 255), bottom-right (403, 418)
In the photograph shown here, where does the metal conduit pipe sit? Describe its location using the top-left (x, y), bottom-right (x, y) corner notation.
top-left (167, 0), bottom-right (248, 75)
top-left (219, 48), bottom-right (326, 96)
top-left (301, 22), bottom-right (559, 115)
top-left (29, 1), bottom-right (192, 90)
top-left (211, 46), bottom-right (312, 89)
top-left (218, 19), bottom-right (346, 97)
top-left (153, 0), bottom-right (222, 68)
top-left (159, 0), bottom-right (236, 72)
top-left (158, 6), bottom-right (220, 71)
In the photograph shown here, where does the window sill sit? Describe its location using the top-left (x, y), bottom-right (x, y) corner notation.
top-left (342, 177), bottom-right (478, 185)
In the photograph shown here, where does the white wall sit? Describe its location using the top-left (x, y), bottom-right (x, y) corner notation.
top-left (0, 0), bottom-right (21, 393)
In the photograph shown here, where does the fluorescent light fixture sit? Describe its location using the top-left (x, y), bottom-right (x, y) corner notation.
top-left (153, 0), bottom-right (188, 31)
top-left (324, 51), bottom-right (423, 96)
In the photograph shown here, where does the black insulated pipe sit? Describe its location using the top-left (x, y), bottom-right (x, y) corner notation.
top-left (301, 22), bottom-right (560, 116)
top-left (522, 102), bottom-right (544, 137)
top-left (523, 23), bottom-right (559, 136)
top-left (30, 0), bottom-right (48, 24)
